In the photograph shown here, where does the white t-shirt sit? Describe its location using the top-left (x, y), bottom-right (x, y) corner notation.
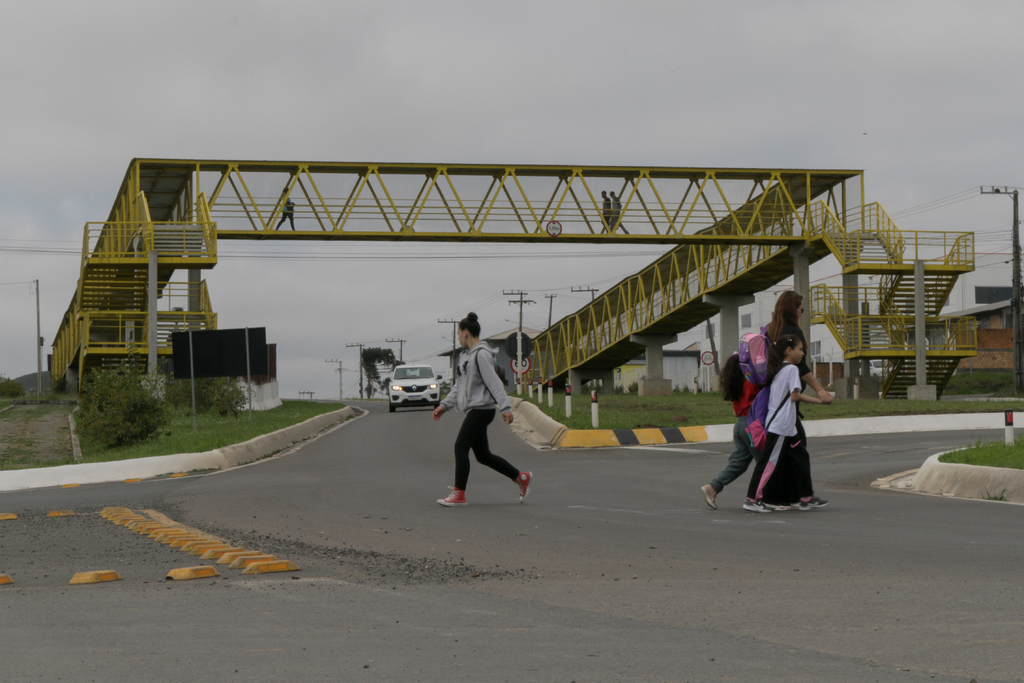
top-left (766, 363), bottom-right (802, 437)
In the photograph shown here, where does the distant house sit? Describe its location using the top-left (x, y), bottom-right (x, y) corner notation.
top-left (947, 299), bottom-right (1014, 372)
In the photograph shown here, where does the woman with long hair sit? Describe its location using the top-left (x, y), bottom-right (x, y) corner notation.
top-left (432, 312), bottom-right (532, 507)
top-left (766, 291), bottom-right (833, 406)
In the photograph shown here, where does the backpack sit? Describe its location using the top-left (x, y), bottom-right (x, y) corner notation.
top-left (740, 326), bottom-right (778, 452)
top-left (738, 326), bottom-right (770, 386)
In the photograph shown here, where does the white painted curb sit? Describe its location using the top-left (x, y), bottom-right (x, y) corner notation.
top-left (0, 406), bottom-right (356, 493)
top-left (912, 452), bottom-right (1024, 504)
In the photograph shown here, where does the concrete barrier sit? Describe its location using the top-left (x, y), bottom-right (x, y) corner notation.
top-left (912, 452), bottom-right (1024, 504)
top-left (0, 406), bottom-right (357, 493)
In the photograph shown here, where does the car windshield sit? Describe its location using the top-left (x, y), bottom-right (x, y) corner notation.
top-left (394, 367), bottom-right (432, 380)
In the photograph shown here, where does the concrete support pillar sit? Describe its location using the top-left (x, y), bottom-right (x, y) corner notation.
top-left (568, 368), bottom-right (614, 396)
top-left (147, 250), bottom-right (158, 374)
top-left (188, 268), bottom-right (201, 312)
top-left (630, 333), bottom-right (677, 396)
top-left (908, 258), bottom-right (937, 400)
top-left (702, 294), bottom-right (755, 361)
top-left (842, 272), bottom-right (862, 379)
top-left (790, 241), bottom-right (812, 334)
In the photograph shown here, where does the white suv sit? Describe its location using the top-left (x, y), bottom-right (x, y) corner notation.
top-left (388, 365), bottom-right (442, 413)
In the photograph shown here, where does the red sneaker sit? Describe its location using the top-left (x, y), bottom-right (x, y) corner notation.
top-left (437, 487), bottom-right (467, 507)
top-left (516, 471), bottom-right (532, 503)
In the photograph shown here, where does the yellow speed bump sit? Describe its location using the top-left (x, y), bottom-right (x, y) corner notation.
top-left (169, 473), bottom-right (188, 478)
top-left (47, 510), bottom-right (76, 517)
top-left (181, 540), bottom-right (224, 553)
top-left (242, 560), bottom-right (301, 575)
top-left (200, 547), bottom-right (247, 560)
top-left (148, 528), bottom-right (186, 540)
top-left (112, 515), bottom-right (148, 525)
top-left (168, 536), bottom-right (206, 548)
top-left (0, 513), bottom-right (17, 521)
top-left (154, 531), bottom-right (192, 543)
top-left (130, 521), bottom-right (166, 533)
top-left (69, 570), bottom-right (122, 585)
top-left (166, 566), bottom-right (220, 581)
top-left (0, 574), bottom-right (13, 585)
top-left (216, 550), bottom-right (262, 565)
top-left (124, 478), bottom-right (142, 483)
top-left (61, 483), bottom-right (79, 488)
top-left (100, 507), bottom-right (131, 518)
top-left (228, 554), bottom-right (278, 569)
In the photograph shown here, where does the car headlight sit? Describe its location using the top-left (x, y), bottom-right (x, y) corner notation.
top-left (429, 384), bottom-right (438, 389)
top-left (392, 385), bottom-right (402, 391)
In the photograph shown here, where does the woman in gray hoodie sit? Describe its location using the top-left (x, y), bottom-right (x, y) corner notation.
top-left (432, 312), bottom-right (532, 507)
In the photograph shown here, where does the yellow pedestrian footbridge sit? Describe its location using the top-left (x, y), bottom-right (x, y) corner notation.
top-left (51, 159), bottom-right (975, 397)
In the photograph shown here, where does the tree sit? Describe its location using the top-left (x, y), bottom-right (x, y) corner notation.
top-left (361, 347), bottom-right (397, 399)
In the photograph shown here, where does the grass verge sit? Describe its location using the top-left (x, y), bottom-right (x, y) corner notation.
top-left (944, 371), bottom-right (1014, 396)
top-left (78, 400), bottom-right (348, 463)
top-left (523, 392), bottom-right (1024, 431)
top-left (939, 439), bottom-right (1024, 470)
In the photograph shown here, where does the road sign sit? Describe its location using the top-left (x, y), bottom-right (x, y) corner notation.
top-left (503, 333), bottom-right (534, 358)
top-left (511, 357), bottom-right (532, 376)
top-left (701, 351), bottom-right (716, 366)
top-left (546, 220), bottom-right (562, 237)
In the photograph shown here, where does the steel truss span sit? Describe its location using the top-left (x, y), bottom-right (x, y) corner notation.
top-left (111, 159), bottom-right (862, 245)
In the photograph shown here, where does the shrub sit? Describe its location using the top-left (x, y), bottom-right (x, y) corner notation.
top-left (77, 365), bottom-right (167, 447)
top-left (165, 377), bottom-right (246, 417)
top-left (0, 375), bottom-right (26, 397)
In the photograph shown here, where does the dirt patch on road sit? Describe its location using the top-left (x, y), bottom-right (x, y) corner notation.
top-left (0, 404), bottom-right (74, 469)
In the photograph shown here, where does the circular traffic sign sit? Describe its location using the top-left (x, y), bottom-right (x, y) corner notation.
top-left (701, 351), bottom-right (716, 366)
top-left (546, 220), bottom-right (562, 237)
top-left (510, 357), bottom-right (532, 376)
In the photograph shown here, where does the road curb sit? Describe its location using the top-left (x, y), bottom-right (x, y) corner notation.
top-left (0, 406), bottom-right (357, 493)
top-left (510, 403), bottom-right (1024, 448)
top-left (912, 452), bottom-right (1024, 504)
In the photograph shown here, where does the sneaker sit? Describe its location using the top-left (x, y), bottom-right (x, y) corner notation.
top-left (742, 499), bottom-right (772, 513)
top-left (795, 496), bottom-right (829, 510)
top-left (701, 484), bottom-right (718, 510)
top-left (763, 501), bottom-right (792, 511)
top-left (437, 487), bottom-right (467, 507)
top-left (516, 471), bottom-right (532, 503)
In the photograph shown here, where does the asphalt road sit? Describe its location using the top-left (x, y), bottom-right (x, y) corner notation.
top-left (1, 400), bottom-right (1021, 682)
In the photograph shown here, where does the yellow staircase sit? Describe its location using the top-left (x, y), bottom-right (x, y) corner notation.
top-left (538, 200), bottom-right (977, 398)
top-left (51, 193), bottom-right (219, 386)
top-left (809, 203), bottom-right (975, 397)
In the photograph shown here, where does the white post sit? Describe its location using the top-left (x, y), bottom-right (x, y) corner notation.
top-left (565, 385), bottom-right (572, 418)
top-left (536, 378), bottom-right (543, 405)
top-left (1005, 410), bottom-right (1014, 446)
top-left (528, 379), bottom-right (533, 399)
top-left (591, 390), bottom-right (599, 428)
top-left (547, 381), bottom-right (553, 407)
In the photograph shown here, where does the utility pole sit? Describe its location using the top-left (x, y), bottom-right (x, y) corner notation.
top-left (504, 290), bottom-right (536, 392)
top-left (438, 319), bottom-right (458, 382)
top-left (386, 338), bottom-right (406, 365)
top-left (545, 293), bottom-right (557, 329)
top-left (345, 343), bottom-right (366, 399)
top-left (982, 186), bottom-right (1022, 393)
top-left (326, 358), bottom-right (343, 401)
top-left (572, 285), bottom-right (599, 301)
top-left (34, 280), bottom-right (42, 396)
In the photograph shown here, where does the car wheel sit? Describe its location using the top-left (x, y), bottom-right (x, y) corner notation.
top-left (388, 403), bottom-right (396, 413)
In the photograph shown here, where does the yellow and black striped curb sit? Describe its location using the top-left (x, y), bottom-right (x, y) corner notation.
top-left (549, 425), bottom-right (709, 448)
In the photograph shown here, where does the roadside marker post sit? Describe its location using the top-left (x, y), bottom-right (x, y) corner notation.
top-left (565, 385), bottom-right (571, 418)
top-left (1005, 410), bottom-right (1014, 446)
top-left (547, 380), bottom-right (553, 407)
top-left (591, 390), bottom-right (599, 428)
top-left (536, 378), bottom-right (543, 405)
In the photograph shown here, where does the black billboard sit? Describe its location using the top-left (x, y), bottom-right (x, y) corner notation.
top-left (171, 328), bottom-right (268, 380)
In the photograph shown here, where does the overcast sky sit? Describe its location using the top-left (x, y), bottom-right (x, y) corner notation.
top-left (1, 1), bottom-right (1021, 398)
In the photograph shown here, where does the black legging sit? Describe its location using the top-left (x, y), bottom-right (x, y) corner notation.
top-left (454, 409), bottom-right (519, 490)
